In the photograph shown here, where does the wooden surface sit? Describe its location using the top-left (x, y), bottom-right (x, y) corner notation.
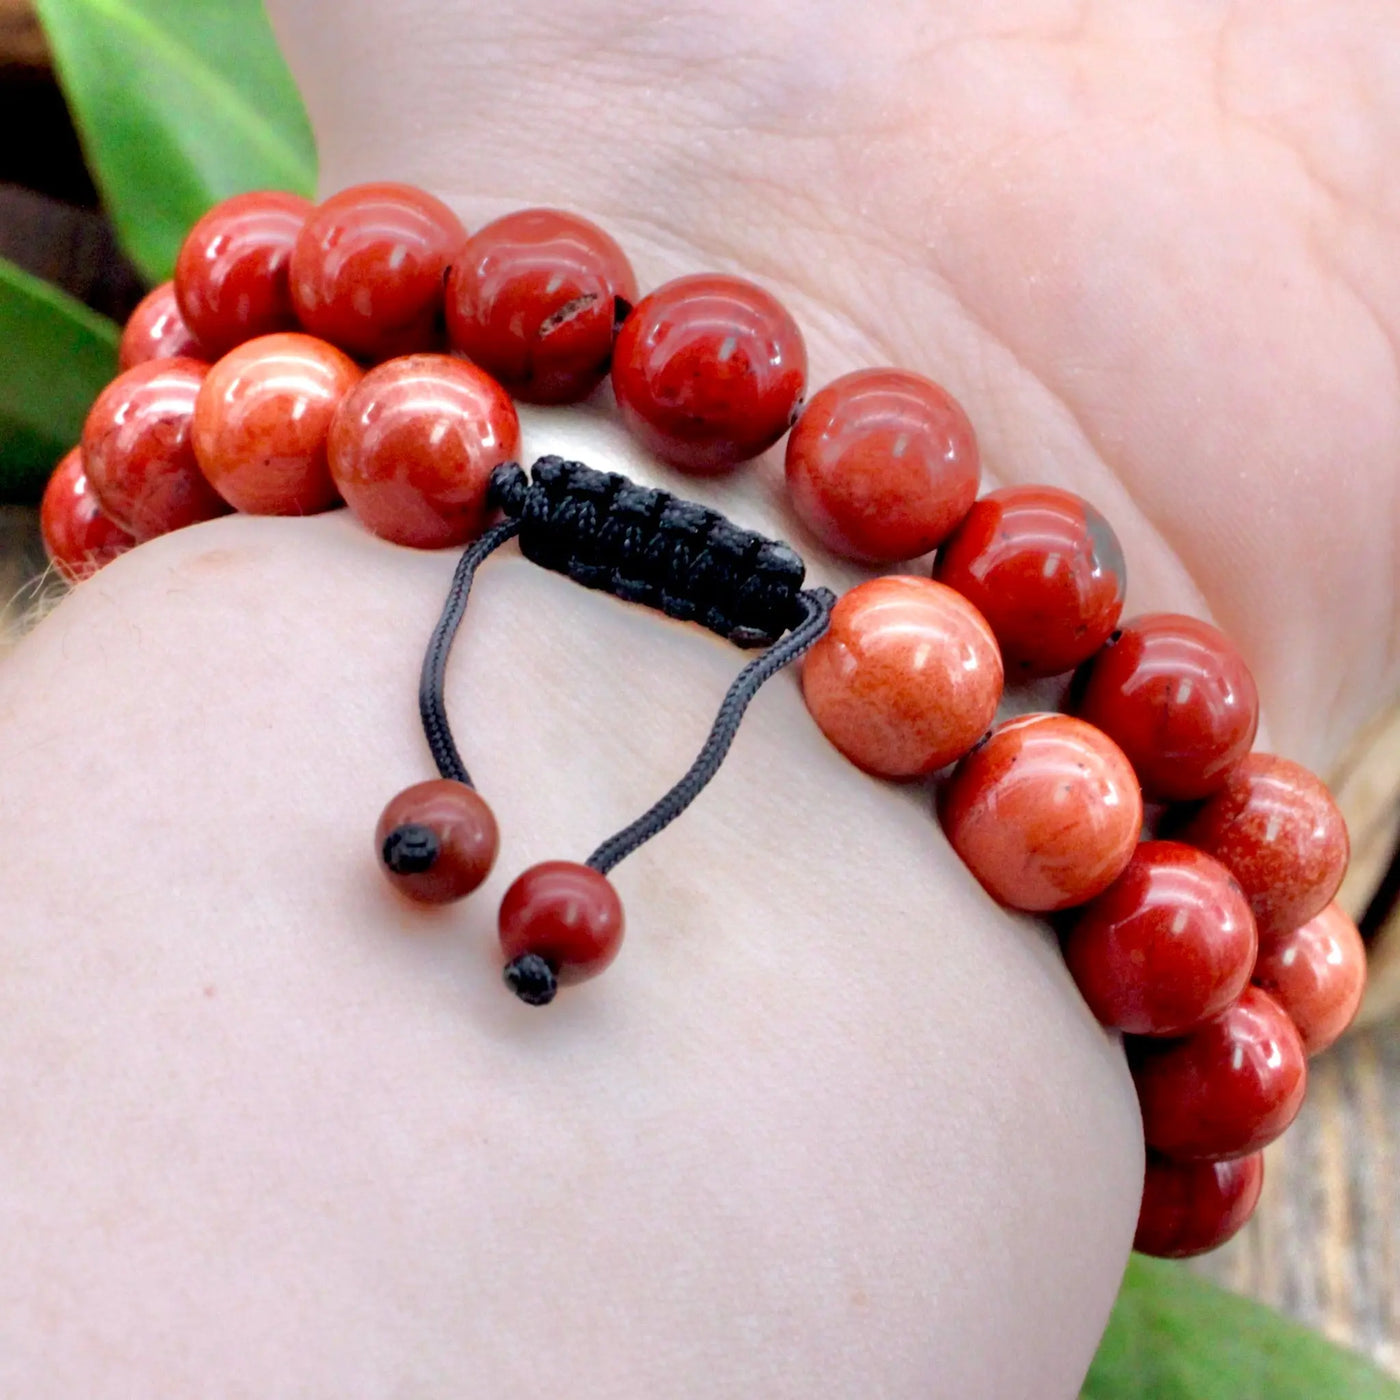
top-left (1195, 1023), bottom-right (1399, 1375)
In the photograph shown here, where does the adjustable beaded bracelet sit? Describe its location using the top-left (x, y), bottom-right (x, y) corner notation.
top-left (41, 184), bottom-right (1368, 1263)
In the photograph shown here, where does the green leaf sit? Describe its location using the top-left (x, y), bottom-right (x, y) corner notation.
top-left (33, 0), bottom-right (316, 283)
top-left (0, 258), bottom-right (119, 503)
top-left (1083, 1256), bottom-right (1400, 1400)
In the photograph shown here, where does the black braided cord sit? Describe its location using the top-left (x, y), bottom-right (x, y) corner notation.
top-left (416, 457), bottom-right (834, 877)
top-left (418, 517), bottom-right (522, 785)
top-left (585, 584), bottom-right (834, 874)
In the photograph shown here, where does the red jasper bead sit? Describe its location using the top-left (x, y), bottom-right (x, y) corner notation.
top-left (1133, 1153), bottom-right (1265, 1258)
top-left (1132, 986), bottom-right (1307, 1161)
top-left (192, 332), bottom-right (361, 515)
top-left (785, 368), bottom-right (980, 563)
top-left (328, 353), bottom-right (521, 548)
top-left (445, 207), bottom-right (638, 404)
top-left (375, 779), bottom-right (499, 904)
top-left (934, 485), bottom-right (1127, 678)
top-left (801, 575), bottom-right (1002, 778)
top-left (118, 281), bottom-right (202, 370)
top-left (498, 861), bottom-right (625, 1005)
top-left (40, 447), bottom-right (135, 581)
top-left (81, 357), bottom-right (230, 540)
top-left (175, 189), bottom-right (313, 357)
top-left (939, 713), bottom-right (1143, 912)
top-left (1176, 753), bottom-right (1349, 946)
top-left (1074, 614), bottom-right (1259, 801)
top-left (611, 273), bottom-right (807, 474)
top-left (1063, 841), bottom-right (1257, 1036)
top-left (1253, 901), bottom-right (1367, 1056)
top-left (289, 182), bottom-right (466, 361)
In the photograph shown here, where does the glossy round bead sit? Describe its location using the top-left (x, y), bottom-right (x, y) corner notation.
top-left (611, 273), bottom-right (807, 474)
top-left (375, 779), bottom-right (499, 904)
top-left (1133, 1153), bottom-right (1265, 1259)
top-left (328, 354), bottom-right (521, 548)
top-left (1063, 841), bottom-right (1257, 1036)
top-left (175, 189), bottom-right (313, 357)
top-left (1253, 902), bottom-right (1367, 1056)
top-left (192, 332), bottom-right (361, 515)
top-left (1073, 614), bottom-right (1259, 801)
top-left (1132, 986), bottom-right (1307, 1161)
top-left (785, 368), bottom-right (980, 563)
top-left (118, 281), bottom-right (203, 370)
top-left (445, 207), bottom-right (638, 404)
top-left (938, 713), bottom-right (1143, 912)
top-left (801, 576), bottom-right (1002, 778)
top-left (1175, 753), bottom-right (1349, 945)
top-left (498, 861), bottom-right (625, 1004)
top-left (289, 182), bottom-right (466, 361)
top-left (40, 447), bottom-right (136, 581)
top-left (934, 485), bottom-right (1127, 678)
top-left (81, 357), bottom-right (230, 540)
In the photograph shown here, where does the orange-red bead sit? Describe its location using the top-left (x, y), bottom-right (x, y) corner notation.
top-left (1176, 753), bottom-right (1349, 946)
top-left (801, 576), bottom-right (1002, 778)
top-left (938, 713), bottom-right (1143, 912)
top-left (1074, 614), bottom-right (1259, 801)
top-left (1253, 901), bottom-right (1367, 1056)
top-left (611, 273), bottom-right (807, 474)
top-left (1063, 841), bottom-right (1257, 1036)
top-left (81, 357), bottom-right (230, 540)
top-left (1133, 1153), bottom-right (1265, 1258)
top-left (445, 207), bottom-right (637, 404)
top-left (1132, 986), bottom-right (1307, 1161)
top-left (375, 779), bottom-right (499, 904)
top-left (498, 861), bottom-right (625, 1004)
top-left (175, 189), bottom-right (313, 357)
top-left (40, 447), bottom-right (135, 581)
top-left (290, 182), bottom-right (466, 361)
top-left (935, 485), bottom-right (1127, 678)
top-left (328, 353), bottom-right (520, 549)
top-left (785, 368), bottom-right (980, 563)
top-left (192, 332), bottom-right (361, 515)
top-left (118, 281), bottom-right (202, 370)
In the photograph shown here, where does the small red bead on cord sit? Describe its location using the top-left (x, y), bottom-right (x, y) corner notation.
top-left (376, 779), bottom-right (500, 905)
top-left (118, 281), bottom-right (202, 371)
top-left (40, 447), bottom-right (135, 582)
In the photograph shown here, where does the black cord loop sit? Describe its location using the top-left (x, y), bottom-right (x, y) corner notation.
top-left (416, 457), bottom-right (834, 876)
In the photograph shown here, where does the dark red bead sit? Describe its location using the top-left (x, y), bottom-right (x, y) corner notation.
top-left (81, 357), bottom-right (230, 540)
top-left (785, 368), bottom-right (980, 562)
top-left (40, 447), bottom-right (135, 581)
top-left (1133, 1153), bottom-right (1264, 1258)
top-left (1132, 986), bottom-right (1307, 1161)
top-left (1253, 901), bottom-right (1367, 1056)
top-left (175, 189), bottom-right (313, 357)
top-left (1176, 753), bottom-right (1349, 945)
top-left (328, 353), bottom-right (520, 548)
top-left (1063, 841), bottom-right (1257, 1036)
top-left (1074, 613), bottom-right (1260, 801)
top-left (938, 713), bottom-right (1143, 912)
top-left (192, 332), bottom-right (361, 515)
top-left (611, 273), bottom-right (807, 474)
top-left (498, 861), bottom-right (625, 999)
top-left (445, 207), bottom-right (637, 404)
top-left (934, 485), bottom-right (1127, 678)
top-left (375, 779), bottom-right (499, 904)
top-left (290, 182), bottom-right (466, 361)
top-left (118, 281), bottom-right (202, 370)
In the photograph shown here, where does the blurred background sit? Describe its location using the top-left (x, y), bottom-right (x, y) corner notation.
top-left (1, 1), bottom-right (1396, 1392)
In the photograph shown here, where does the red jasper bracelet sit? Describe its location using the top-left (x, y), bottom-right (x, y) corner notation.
top-left (41, 183), bottom-right (1368, 1264)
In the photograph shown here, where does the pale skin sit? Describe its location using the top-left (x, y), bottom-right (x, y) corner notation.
top-left (1, 2), bottom-right (1398, 1395)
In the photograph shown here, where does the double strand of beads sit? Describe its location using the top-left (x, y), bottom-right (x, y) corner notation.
top-left (46, 184), bottom-right (1365, 1261)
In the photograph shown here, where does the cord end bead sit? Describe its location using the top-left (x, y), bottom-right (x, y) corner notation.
top-left (375, 779), bottom-right (500, 905)
top-left (504, 953), bottom-right (559, 1006)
